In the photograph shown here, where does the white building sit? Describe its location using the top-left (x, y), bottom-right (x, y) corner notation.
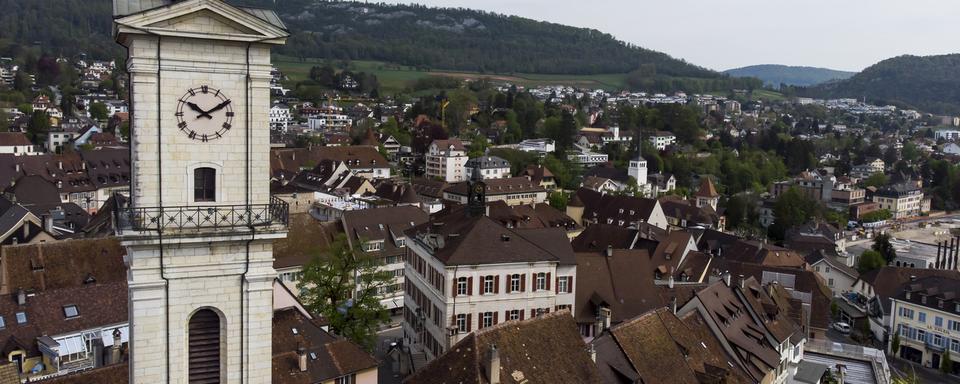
top-left (567, 146), bottom-right (608, 166)
top-left (888, 276), bottom-right (960, 374)
top-left (516, 138), bottom-right (555, 153)
top-left (627, 146), bottom-right (649, 196)
top-left (0, 132), bottom-right (39, 155)
top-left (403, 193), bottom-right (577, 360)
top-left (648, 131), bottom-right (676, 151)
top-left (464, 155), bottom-right (511, 180)
top-left (307, 112), bottom-right (352, 131)
top-left (269, 103), bottom-right (291, 132)
top-left (935, 130), bottom-right (960, 141)
top-left (425, 139), bottom-right (468, 182)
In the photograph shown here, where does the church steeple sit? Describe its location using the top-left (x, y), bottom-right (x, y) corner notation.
top-left (467, 163), bottom-right (486, 217)
top-left (628, 133), bottom-right (648, 192)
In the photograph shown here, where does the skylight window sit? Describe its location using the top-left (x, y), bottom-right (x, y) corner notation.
top-left (15, 312), bottom-right (26, 324)
top-left (292, 327), bottom-right (299, 335)
top-left (309, 352), bottom-right (318, 360)
top-left (0, 316), bottom-right (5, 329)
top-left (64, 305), bottom-right (79, 319)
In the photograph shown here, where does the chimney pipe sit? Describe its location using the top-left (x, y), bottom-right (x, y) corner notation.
top-left (111, 328), bottom-right (122, 365)
top-left (722, 272), bottom-right (731, 287)
top-left (668, 275), bottom-right (674, 289)
top-left (605, 245), bottom-right (613, 257)
top-left (671, 296), bottom-right (678, 314)
top-left (488, 345), bottom-right (501, 384)
top-left (298, 347), bottom-right (308, 372)
top-left (739, 274), bottom-right (745, 290)
top-left (16, 289), bottom-right (25, 305)
top-left (589, 344), bottom-right (597, 363)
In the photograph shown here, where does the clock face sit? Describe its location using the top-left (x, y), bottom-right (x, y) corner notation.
top-left (175, 85), bottom-right (234, 142)
top-left (474, 184), bottom-right (485, 194)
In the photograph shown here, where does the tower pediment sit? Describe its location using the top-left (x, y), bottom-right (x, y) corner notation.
top-left (114, 0), bottom-right (288, 44)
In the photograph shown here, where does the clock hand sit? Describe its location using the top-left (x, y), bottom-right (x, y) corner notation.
top-left (186, 102), bottom-right (213, 119)
top-left (204, 99), bottom-right (232, 115)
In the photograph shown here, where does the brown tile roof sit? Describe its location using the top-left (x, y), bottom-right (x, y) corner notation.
top-left (0, 238), bottom-right (126, 294)
top-left (407, 208), bottom-right (574, 266)
top-left (596, 307), bottom-right (752, 384)
top-left (714, 260), bottom-right (833, 331)
top-left (695, 177), bottom-right (719, 198)
top-left (522, 164), bottom-right (553, 182)
top-left (273, 214), bottom-right (340, 269)
top-left (722, 240), bottom-right (807, 268)
top-left (430, 139), bottom-right (466, 152)
top-left (0, 133), bottom-right (31, 146)
top-left (855, 267), bottom-right (960, 314)
top-left (405, 310), bottom-right (603, 384)
top-left (410, 178), bottom-right (448, 199)
top-left (570, 224), bottom-right (639, 253)
top-left (486, 201), bottom-right (578, 230)
top-left (272, 307), bottom-right (378, 383)
top-left (574, 188), bottom-right (660, 228)
top-left (35, 362), bottom-right (128, 384)
top-left (659, 197), bottom-right (719, 226)
top-left (271, 146), bottom-right (389, 180)
top-left (369, 180), bottom-right (421, 205)
top-left (342, 206), bottom-right (429, 258)
top-left (444, 177), bottom-right (545, 197)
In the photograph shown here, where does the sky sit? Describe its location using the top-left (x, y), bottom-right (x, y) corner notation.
top-left (386, 0), bottom-right (959, 72)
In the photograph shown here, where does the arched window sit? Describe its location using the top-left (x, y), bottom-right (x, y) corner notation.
top-left (194, 168), bottom-right (216, 202)
top-left (188, 309), bottom-right (221, 383)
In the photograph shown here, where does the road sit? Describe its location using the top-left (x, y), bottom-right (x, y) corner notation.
top-left (375, 316), bottom-right (405, 384)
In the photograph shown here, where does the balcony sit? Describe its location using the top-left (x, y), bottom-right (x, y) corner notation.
top-left (114, 195), bottom-right (289, 233)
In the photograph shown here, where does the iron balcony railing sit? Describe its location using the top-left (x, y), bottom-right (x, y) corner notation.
top-left (115, 196), bottom-right (289, 232)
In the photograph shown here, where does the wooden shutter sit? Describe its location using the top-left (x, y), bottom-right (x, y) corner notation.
top-left (555, 276), bottom-right (559, 294)
top-left (452, 278), bottom-right (458, 297)
top-left (505, 274), bottom-right (512, 293)
top-left (520, 310), bottom-right (525, 320)
top-left (468, 277), bottom-right (473, 295)
top-left (521, 274), bottom-right (526, 292)
top-left (530, 308), bottom-right (536, 318)
top-left (494, 275), bottom-right (500, 294)
top-left (568, 276), bottom-right (574, 294)
top-left (493, 311), bottom-right (499, 325)
top-left (546, 272), bottom-right (551, 290)
top-left (188, 309), bottom-right (221, 384)
top-left (467, 313), bottom-right (472, 332)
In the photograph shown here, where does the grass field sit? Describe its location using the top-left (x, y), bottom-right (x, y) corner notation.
top-left (273, 56), bottom-right (629, 94)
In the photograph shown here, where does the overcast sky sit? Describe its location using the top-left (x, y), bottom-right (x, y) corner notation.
top-left (386, 0), bottom-right (959, 72)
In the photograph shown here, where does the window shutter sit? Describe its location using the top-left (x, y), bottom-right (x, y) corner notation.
top-left (521, 274), bottom-right (526, 292)
top-left (467, 313), bottom-right (472, 331)
top-left (495, 275), bottom-right (500, 294)
top-left (188, 309), bottom-right (221, 383)
top-left (505, 310), bottom-right (510, 321)
top-left (520, 310), bottom-right (525, 320)
top-left (505, 274), bottom-right (511, 293)
top-left (494, 311), bottom-right (499, 325)
top-left (555, 276), bottom-right (559, 294)
top-left (452, 279), bottom-right (458, 297)
top-left (468, 277), bottom-right (473, 295)
top-left (451, 314), bottom-right (457, 328)
top-left (568, 276), bottom-right (574, 294)
top-left (546, 272), bottom-right (551, 290)
top-left (531, 308), bottom-right (536, 318)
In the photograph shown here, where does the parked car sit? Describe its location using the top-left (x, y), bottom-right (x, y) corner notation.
top-left (832, 322), bottom-right (851, 334)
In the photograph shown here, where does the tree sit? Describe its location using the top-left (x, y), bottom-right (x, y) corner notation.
top-left (861, 209), bottom-right (892, 223)
top-left (872, 233), bottom-right (897, 264)
top-left (863, 173), bottom-right (888, 188)
top-left (858, 250), bottom-right (886, 273)
top-left (548, 191), bottom-right (568, 210)
top-left (27, 110), bottom-right (50, 144)
top-left (941, 349), bottom-right (954, 375)
top-left (768, 187), bottom-right (820, 241)
top-left (891, 331), bottom-right (901, 355)
top-left (89, 102), bottom-right (109, 121)
top-left (298, 234), bottom-right (392, 350)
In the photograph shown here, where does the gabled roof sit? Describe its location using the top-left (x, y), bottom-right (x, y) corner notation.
top-left (272, 307), bottom-right (377, 383)
top-left (342, 206), bottom-right (429, 257)
top-left (486, 201), bottom-right (578, 230)
top-left (114, 0), bottom-right (288, 42)
top-left (574, 188), bottom-right (661, 228)
top-left (855, 267), bottom-right (960, 314)
top-left (405, 310), bottom-right (603, 384)
top-left (406, 208), bottom-right (574, 266)
top-left (695, 177), bottom-right (719, 198)
top-left (444, 177), bottom-right (545, 197)
top-left (0, 132), bottom-right (31, 146)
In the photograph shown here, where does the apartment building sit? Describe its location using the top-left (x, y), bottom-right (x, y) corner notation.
top-left (425, 139), bottom-right (468, 182)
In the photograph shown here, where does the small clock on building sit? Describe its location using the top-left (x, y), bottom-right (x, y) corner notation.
top-left (175, 85), bottom-right (234, 142)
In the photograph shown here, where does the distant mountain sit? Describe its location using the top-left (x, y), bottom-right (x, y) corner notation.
top-left (804, 54), bottom-right (960, 115)
top-left (724, 65), bottom-right (855, 88)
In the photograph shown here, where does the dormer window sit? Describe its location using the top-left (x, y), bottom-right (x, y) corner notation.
top-left (63, 305), bottom-right (79, 319)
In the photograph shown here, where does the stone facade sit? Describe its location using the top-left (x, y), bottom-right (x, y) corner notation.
top-left (115, 1), bottom-right (287, 383)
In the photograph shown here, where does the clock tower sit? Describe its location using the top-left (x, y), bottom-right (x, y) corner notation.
top-left (113, 1), bottom-right (288, 383)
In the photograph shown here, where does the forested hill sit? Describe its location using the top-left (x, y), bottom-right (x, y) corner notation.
top-left (1, 0), bottom-right (721, 79)
top-left (799, 54), bottom-right (960, 115)
top-left (724, 64), bottom-right (855, 88)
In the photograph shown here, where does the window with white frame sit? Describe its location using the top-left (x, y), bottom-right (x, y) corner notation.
top-left (900, 307), bottom-right (914, 319)
top-left (457, 277), bottom-right (468, 296)
top-left (482, 312), bottom-right (493, 328)
top-left (510, 274), bottom-right (521, 292)
top-left (535, 272), bottom-right (546, 291)
top-left (483, 276), bottom-right (495, 294)
top-left (558, 276), bottom-right (570, 293)
top-left (508, 310), bottom-right (520, 321)
top-left (456, 314), bottom-right (467, 333)
top-left (952, 339), bottom-right (960, 353)
top-left (334, 374), bottom-right (355, 384)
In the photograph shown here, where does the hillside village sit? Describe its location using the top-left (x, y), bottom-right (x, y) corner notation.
top-left (0, 1), bottom-right (959, 384)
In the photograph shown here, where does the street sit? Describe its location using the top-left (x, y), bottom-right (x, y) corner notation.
top-left (375, 316), bottom-right (405, 384)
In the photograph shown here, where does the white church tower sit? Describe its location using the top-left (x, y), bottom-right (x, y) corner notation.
top-left (628, 137), bottom-right (650, 196)
top-left (113, 1), bottom-right (288, 383)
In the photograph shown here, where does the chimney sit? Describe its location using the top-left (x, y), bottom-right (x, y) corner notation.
top-left (722, 272), bottom-right (731, 287)
top-left (109, 328), bottom-right (123, 365)
top-left (910, 275), bottom-right (917, 282)
top-left (668, 275), bottom-right (674, 289)
top-left (16, 289), bottom-right (26, 305)
top-left (738, 274), bottom-right (745, 289)
top-left (14, 163), bottom-right (19, 173)
top-left (297, 347), bottom-right (308, 372)
top-left (58, 161), bottom-right (62, 170)
top-left (588, 343), bottom-right (597, 362)
top-left (488, 345), bottom-right (501, 384)
top-left (671, 296), bottom-right (678, 314)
